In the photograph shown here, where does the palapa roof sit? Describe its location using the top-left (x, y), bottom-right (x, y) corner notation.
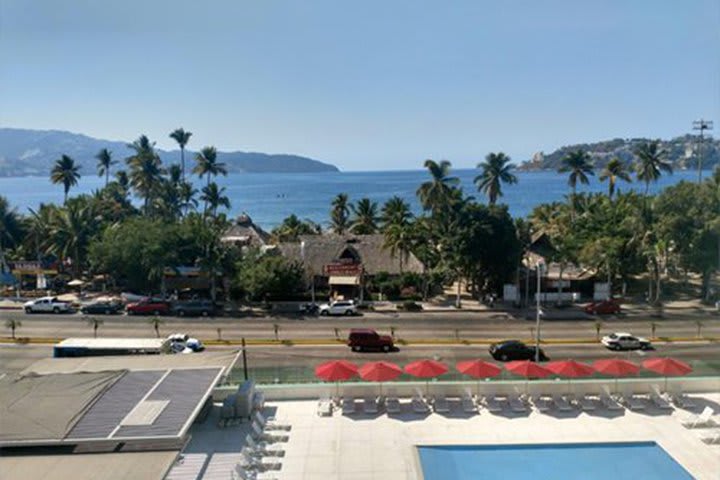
top-left (221, 214), bottom-right (271, 246)
top-left (278, 234), bottom-right (424, 276)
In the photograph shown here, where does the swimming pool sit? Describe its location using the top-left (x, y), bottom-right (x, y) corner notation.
top-left (417, 442), bottom-right (693, 480)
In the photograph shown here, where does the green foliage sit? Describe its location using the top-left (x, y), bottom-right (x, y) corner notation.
top-left (350, 198), bottom-right (380, 234)
top-left (399, 300), bottom-right (423, 311)
top-left (330, 193), bottom-right (350, 234)
top-left (50, 155), bottom-right (81, 202)
top-left (474, 152), bottom-right (518, 205)
top-left (271, 214), bottom-right (321, 242)
top-left (234, 248), bottom-right (305, 301)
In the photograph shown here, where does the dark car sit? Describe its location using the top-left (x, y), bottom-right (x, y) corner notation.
top-left (126, 298), bottom-right (171, 316)
top-left (347, 328), bottom-right (394, 352)
top-left (171, 299), bottom-right (217, 317)
top-left (584, 299), bottom-right (621, 315)
top-left (489, 340), bottom-right (548, 362)
top-left (80, 301), bottom-right (124, 315)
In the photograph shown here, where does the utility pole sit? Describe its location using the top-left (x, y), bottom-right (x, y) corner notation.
top-left (692, 119), bottom-right (713, 183)
top-left (535, 261), bottom-right (544, 362)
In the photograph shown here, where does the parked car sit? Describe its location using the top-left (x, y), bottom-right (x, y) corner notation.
top-left (347, 328), bottom-right (394, 352)
top-left (126, 298), bottom-right (171, 316)
top-left (80, 300), bottom-right (124, 315)
top-left (167, 333), bottom-right (204, 353)
top-left (171, 299), bottom-right (217, 317)
top-left (319, 300), bottom-right (357, 316)
top-left (584, 299), bottom-right (621, 315)
top-left (489, 340), bottom-right (548, 362)
top-left (24, 296), bottom-right (72, 314)
top-left (601, 332), bottom-right (651, 351)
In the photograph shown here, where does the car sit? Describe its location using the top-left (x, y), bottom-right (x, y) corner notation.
top-left (489, 340), bottom-right (549, 362)
top-left (171, 299), bottom-right (217, 317)
top-left (584, 299), bottom-right (621, 315)
top-left (601, 332), bottom-right (651, 351)
top-left (80, 300), bottom-right (124, 315)
top-left (24, 296), bottom-right (72, 314)
top-left (167, 333), bottom-right (204, 353)
top-left (126, 298), bottom-right (171, 316)
top-left (318, 300), bottom-right (357, 316)
top-left (347, 328), bottom-right (394, 352)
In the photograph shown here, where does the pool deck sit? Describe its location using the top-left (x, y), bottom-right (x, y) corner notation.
top-left (167, 393), bottom-right (720, 480)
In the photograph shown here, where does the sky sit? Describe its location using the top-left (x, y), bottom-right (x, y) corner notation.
top-left (1, 0), bottom-right (718, 171)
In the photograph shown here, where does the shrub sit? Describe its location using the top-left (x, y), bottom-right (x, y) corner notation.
top-left (399, 300), bottom-right (423, 312)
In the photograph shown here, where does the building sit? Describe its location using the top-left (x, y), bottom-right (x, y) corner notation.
top-left (278, 234), bottom-right (424, 300)
top-left (221, 214), bottom-right (271, 248)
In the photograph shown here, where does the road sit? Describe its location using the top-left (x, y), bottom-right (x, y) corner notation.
top-left (4, 310), bottom-right (720, 342)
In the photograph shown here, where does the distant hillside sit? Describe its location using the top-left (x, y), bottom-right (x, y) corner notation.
top-left (0, 128), bottom-right (339, 177)
top-left (519, 135), bottom-right (719, 171)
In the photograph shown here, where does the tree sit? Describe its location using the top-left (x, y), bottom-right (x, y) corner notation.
top-left (271, 215), bottom-right (320, 243)
top-left (148, 315), bottom-right (165, 338)
top-left (169, 128), bottom-right (192, 182)
top-left (95, 148), bottom-right (116, 187)
top-left (50, 155), bottom-right (81, 203)
top-left (200, 182), bottom-right (231, 217)
top-left (474, 152), bottom-right (518, 205)
top-left (381, 196), bottom-right (413, 230)
top-left (599, 157), bottom-right (632, 199)
top-left (350, 198), bottom-right (379, 234)
top-left (0, 196), bottom-right (22, 258)
top-left (5, 318), bottom-right (21, 339)
top-left (194, 146), bottom-right (227, 188)
top-left (330, 193), bottom-right (350, 234)
top-left (634, 140), bottom-right (672, 195)
top-left (178, 181), bottom-right (198, 215)
top-left (558, 150), bottom-right (594, 198)
top-left (234, 248), bottom-right (305, 301)
top-left (86, 317), bottom-right (104, 338)
top-left (417, 159), bottom-right (459, 214)
top-left (126, 135), bottom-right (162, 214)
top-left (47, 201), bottom-right (98, 276)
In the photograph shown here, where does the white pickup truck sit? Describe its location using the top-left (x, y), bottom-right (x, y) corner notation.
top-left (24, 296), bottom-right (72, 314)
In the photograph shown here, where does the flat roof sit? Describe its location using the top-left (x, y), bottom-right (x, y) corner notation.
top-left (56, 338), bottom-right (165, 349)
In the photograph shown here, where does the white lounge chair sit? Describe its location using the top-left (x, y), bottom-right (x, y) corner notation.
top-left (341, 396), bottom-right (356, 414)
top-left (670, 385), bottom-right (697, 409)
top-left (552, 394), bottom-right (573, 412)
top-left (572, 393), bottom-right (596, 411)
top-left (433, 394), bottom-right (450, 413)
top-left (245, 434), bottom-right (285, 456)
top-left (411, 391), bottom-right (431, 414)
top-left (483, 390), bottom-right (505, 413)
top-left (599, 387), bottom-right (623, 411)
top-left (363, 395), bottom-right (379, 414)
top-left (383, 389), bottom-right (401, 414)
top-left (233, 464), bottom-right (278, 480)
top-left (317, 395), bottom-right (333, 416)
top-left (254, 411), bottom-right (291, 431)
top-left (508, 389), bottom-right (527, 413)
top-left (699, 429), bottom-right (720, 445)
top-left (681, 406), bottom-right (716, 428)
top-left (529, 394), bottom-right (552, 412)
top-left (461, 389), bottom-right (477, 413)
top-left (238, 450), bottom-right (282, 471)
top-left (649, 385), bottom-right (673, 410)
top-left (251, 422), bottom-right (288, 443)
top-left (622, 388), bottom-right (646, 410)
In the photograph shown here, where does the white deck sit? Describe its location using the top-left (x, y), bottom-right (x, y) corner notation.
top-left (167, 394), bottom-right (720, 480)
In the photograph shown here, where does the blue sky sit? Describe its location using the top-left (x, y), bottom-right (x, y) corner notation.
top-left (1, 0), bottom-right (718, 170)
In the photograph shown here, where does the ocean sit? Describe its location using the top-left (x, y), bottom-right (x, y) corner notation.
top-left (0, 168), bottom-right (707, 230)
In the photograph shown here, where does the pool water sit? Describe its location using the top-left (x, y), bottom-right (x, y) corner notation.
top-left (417, 442), bottom-right (693, 480)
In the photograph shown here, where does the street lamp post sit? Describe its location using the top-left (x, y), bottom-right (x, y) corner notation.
top-left (535, 261), bottom-right (544, 362)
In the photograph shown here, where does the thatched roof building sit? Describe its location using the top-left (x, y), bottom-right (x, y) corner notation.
top-left (221, 214), bottom-right (271, 247)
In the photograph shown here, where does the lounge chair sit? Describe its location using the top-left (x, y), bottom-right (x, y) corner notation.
top-left (238, 450), bottom-right (282, 471)
top-left (251, 422), bottom-right (288, 443)
top-left (699, 429), bottom-right (720, 445)
top-left (363, 395), bottom-right (379, 414)
top-left (342, 396), bottom-right (356, 415)
top-left (233, 464), bottom-right (278, 480)
top-left (529, 394), bottom-right (552, 412)
top-left (411, 391), bottom-right (431, 414)
top-left (433, 394), bottom-right (450, 413)
top-left (649, 385), bottom-right (673, 410)
top-left (483, 390), bottom-right (505, 413)
top-left (552, 394), bottom-right (573, 412)
top-left (245, 434), bottom-right (285, 456)
top-left (621, 388), bottom-right (646, 410)
top-left (254, 411), bottom-right (291, 431)
top-left (461, 389), bottom-right (477, 413)
top-left (317, 395), bottom-right (333, 416)
top-left (670, 384), bottom-right (697, 409)
top-left (384, 390), bottom-right (401, 414)
top-left (681, 406), bottom-right (716, 428)
top-left (508, 389), bottom-right (527, 413)
top-left (599, 387), bottom-right (623, 411)
top-left (571, 393), bottom-right (596, 411)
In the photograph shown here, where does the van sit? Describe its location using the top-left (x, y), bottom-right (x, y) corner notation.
top-left (347, 328), bottom-right (394, 352)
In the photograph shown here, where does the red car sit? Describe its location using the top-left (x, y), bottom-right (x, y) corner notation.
top-left (126, 298), bottom-right (171, 316)
top-left (584, 299), bottom-right (621, 315)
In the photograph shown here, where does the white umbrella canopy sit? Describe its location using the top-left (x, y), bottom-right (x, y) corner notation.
top-left (67, 279), bottom-right (86, 287)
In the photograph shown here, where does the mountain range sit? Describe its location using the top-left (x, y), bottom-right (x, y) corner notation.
top-left (519, 135), bottom-right (719, 171)
top-left (0, 128), bottom-right (339, 177)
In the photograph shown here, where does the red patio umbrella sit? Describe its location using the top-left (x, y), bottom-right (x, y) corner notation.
top-left (593, 359), bottom-right (640, 394)
top-left (315, 360), bottom-right (358, 398)
top-left (505, 360), bottom-right (552, 394)
top-left (456, 360), bottom-right (502, 396)
top-left (642, 357), bottom-right (693, 391)
top-left (359, 361), bottom-right (403, 396)
top-left (546, 360), bottom-right (595, 394)
top-left (404, 360), bottom-right (448, 396)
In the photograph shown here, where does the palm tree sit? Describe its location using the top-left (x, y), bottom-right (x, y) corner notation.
top-left (95, 148), bottom-right (116, 187)
top-left (193, 146), bottom-right (227, 187)
top-left (86, 317), bottom-right (104, 338)
top-left (383, 223), bottom-right (413, 272)
top-left (599, 157), bottom-right (632, 199)
top-left (167, 164), bottom-right (183, 185)
top-left (271, 214), bottom-right (320, 242)
top-left (350, 198), bottom-right (379, 234)
top-left (330, 193), bottom-right (350, 234)
top-left (558, 150), bottom-right (594, 197)
top-left (417, 159), bottom-right (459, 213)
top-left (381, 196), bottom-right (413, 230)
top-left (0, 196), bottom-right (22, 258)
top-left (169, 128), bottom-right (192, 182)
top-left (47, 202), bottom-right (97, 276)
top-left (474, 152), bottom-right (518, 205)
top-left (634, 140), bottom-right (672, 195)
top-left (5, 318), bottom-right (21, 339)
top-left (50, 155), bottom-right (81, 203)
top-left (200, 182), bottom-right (231, 216)
top-left (126, 135), bottom-right (162, 214)
top-left (115, 170), bottom-right (130, 191)
top-left (178, 181), bottom-right (198, 215)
